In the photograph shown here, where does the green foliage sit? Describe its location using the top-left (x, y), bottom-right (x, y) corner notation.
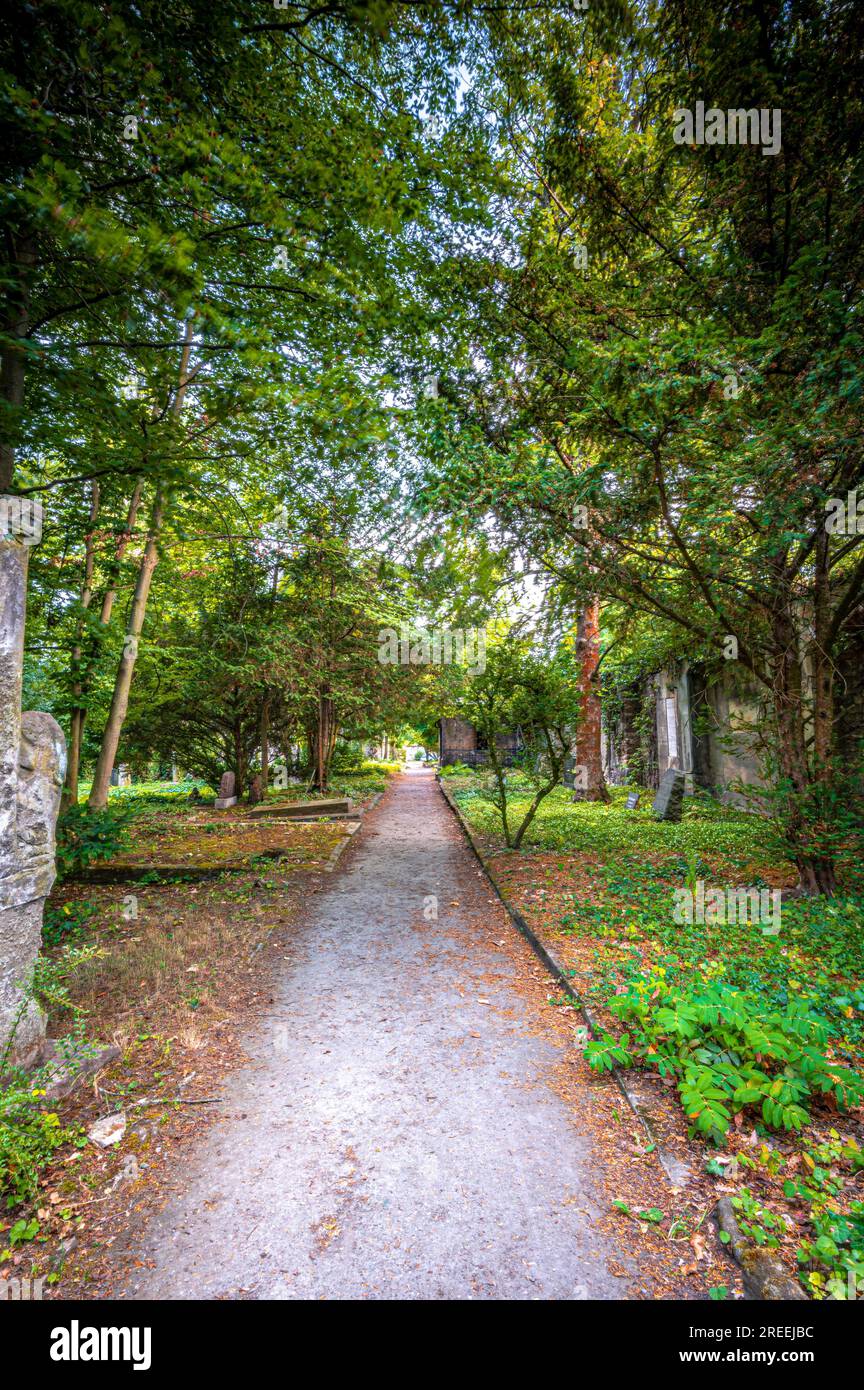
top-left (55, 804), bottom-right (134, 880)
top-left (0, 946), bottom-right (103, 1210)
top-left (586, 974), bottom-right (864, 1143)
top-left (91, 780), bottom-right (214, 805)
top-left (454, 636), bottom-right (581, 849)
top-left (42, 898), bottom-right (98, 948)
top-left (730, 1188), bottom-right (787, 1249)
top-left (0, 1092), bottom-right (72, 1213)
top-left (784, 1135), bottom-right (864, 1300)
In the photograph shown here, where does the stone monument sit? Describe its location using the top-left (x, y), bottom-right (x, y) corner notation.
top-left (1, 528), bottom-right (66, 1067)
top-left (214, 771), bottom-right (238, 810)
top-left (652, 767), bottom-right (686, 822)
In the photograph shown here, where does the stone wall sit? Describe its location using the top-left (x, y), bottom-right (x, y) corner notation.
top-left (603, 661), bottom-right (769, 805)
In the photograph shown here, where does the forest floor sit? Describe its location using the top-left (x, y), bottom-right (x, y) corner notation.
top-left (5, 767), bottom-right (737, 1300)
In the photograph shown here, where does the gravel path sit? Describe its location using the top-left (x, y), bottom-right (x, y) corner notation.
top-left (125, 767), bottom-right (638, 1300)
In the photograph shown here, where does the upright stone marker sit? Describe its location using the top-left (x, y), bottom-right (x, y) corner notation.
top-left (214, 771), bottom-right (238, 810)
top-left (626, 791), bottom-right (640, 810)
top-left (0, 522), bottom-right (66, 1066)
top-left (652, 767), bottom-right (686, 822)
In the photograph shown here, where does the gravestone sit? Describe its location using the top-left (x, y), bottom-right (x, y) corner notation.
top-left (626, 791), bottom-right (640, 810)
top-left (214, 771), bottom-right (238, 810)
top-left (247, 774), bottom-right (263, 806)
top-left (652, 767), bottom-right (686, 822)
top-left (1, 532), bottom-right (66, 1066)
top-left (562, 755), bottom-right (575, 789)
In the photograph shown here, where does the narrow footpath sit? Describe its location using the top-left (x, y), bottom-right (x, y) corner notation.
top-left (119, 767), bottom-right (679, 1300)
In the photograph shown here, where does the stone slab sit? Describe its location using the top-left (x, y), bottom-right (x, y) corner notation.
top-left (249, 797), bottom-right (351, 819)
top-left (652, 767), bottom-right (686, 822)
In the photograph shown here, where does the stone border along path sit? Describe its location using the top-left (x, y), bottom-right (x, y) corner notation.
top-left (116, 766), bottom-right (677, 1300)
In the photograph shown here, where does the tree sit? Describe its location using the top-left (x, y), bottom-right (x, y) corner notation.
top-left (456, 636), bottom-right (580, 849)
top-left (8, 0), bottom-right (498, 812)
top-left (425, 0), bottom-right (864, 893)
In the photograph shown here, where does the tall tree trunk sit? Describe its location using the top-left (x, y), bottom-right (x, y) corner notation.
top-left (60, 482), bottom-right (100, 813)
top-left (97, 480), bottom-right (144, 629)
top-left (308, 694), bottom-right (337, 791)
top-left (87, 322), bottom-right (193, 810)
top-left (61, 480), bottom-right (144, 811)
top-left (232, 704), bottom-right (247, 800)
top-left (87, 483), bottom-right (167, 810)
top-left (260, 695), bottom-right (270, 791)
top-left (317, 696), bottom-right (324, 792)
top-left (572, 598), bottom-right (610, 802)
top-left (772, 608), bottom-right (837, 896)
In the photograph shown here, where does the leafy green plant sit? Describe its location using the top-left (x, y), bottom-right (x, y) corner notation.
top-left (0, 944), bottom-right (103, 1209)
top-left (56, 803), bottom-right (134, 880)
top-left (586, 974), bottom-right (864, 1143)
top-left (42, 898), bottom-right (98, 947)
top-left (439, 761), bottom-right (479, 778)
top-left (731, 1187), bottom-right (787, 1248)
top-left (797, 1200), bottom-right (864, 1300)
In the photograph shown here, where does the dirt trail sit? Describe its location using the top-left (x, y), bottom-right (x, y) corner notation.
top-left (119, 767), bottom-right (653, 1300)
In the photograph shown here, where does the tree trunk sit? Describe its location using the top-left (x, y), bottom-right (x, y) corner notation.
top-left (87, 483), bottom-right (166, 810)
top-left (61, 480), bottom-right (144, 812)
top-left (572, 598), bottom-right (610, 802)
top-left (771, 609), bottom-right (837, 896)
top-left (87, 322), bottom-right (193, 812)
top-left (308, 695), bottom-right (337, 791)
top-left (232, 707), bottom-right (247, 800)
top-left (260, 695), bottom-right (270, 790)
top-left (61, 482), bottom-right (100, 813)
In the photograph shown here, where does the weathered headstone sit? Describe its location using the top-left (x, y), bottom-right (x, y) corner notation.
top-left (652, 767), bottom-right (685, 822)
top-left (247, 774), bottom-right (263, 806)
top-left (626, 791), bottom-right (640, 809)
top-left (1, 530), bottom-right (66, 1066)
top-left (214, 771), bottom-right (237, 810)
top-left (562, 755), bottom-right (575, 789)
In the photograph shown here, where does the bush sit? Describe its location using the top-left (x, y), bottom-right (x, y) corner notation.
top-left (55, 803), bottom-right (134, 880)
top-left (0, 1089), bottom-right (75, 1210)
top-left (42, 898), bottom-right (98, 947)
top-left (0, 945), bottom-right (103, 1209)
top-left (586, 972), bottom-right (864, 1143)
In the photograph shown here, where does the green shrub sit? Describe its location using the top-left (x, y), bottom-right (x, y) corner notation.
top-left (42, 898), bottom-right (98, 947)
top-left (0, 945), bottom-right (103, 1209)
top-left (0, 1089), bottom-right (74, 1210)
top-left (55, 803), bottom-right (134, 880)
top-left (586, 973), bottom-right (864, 1143)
